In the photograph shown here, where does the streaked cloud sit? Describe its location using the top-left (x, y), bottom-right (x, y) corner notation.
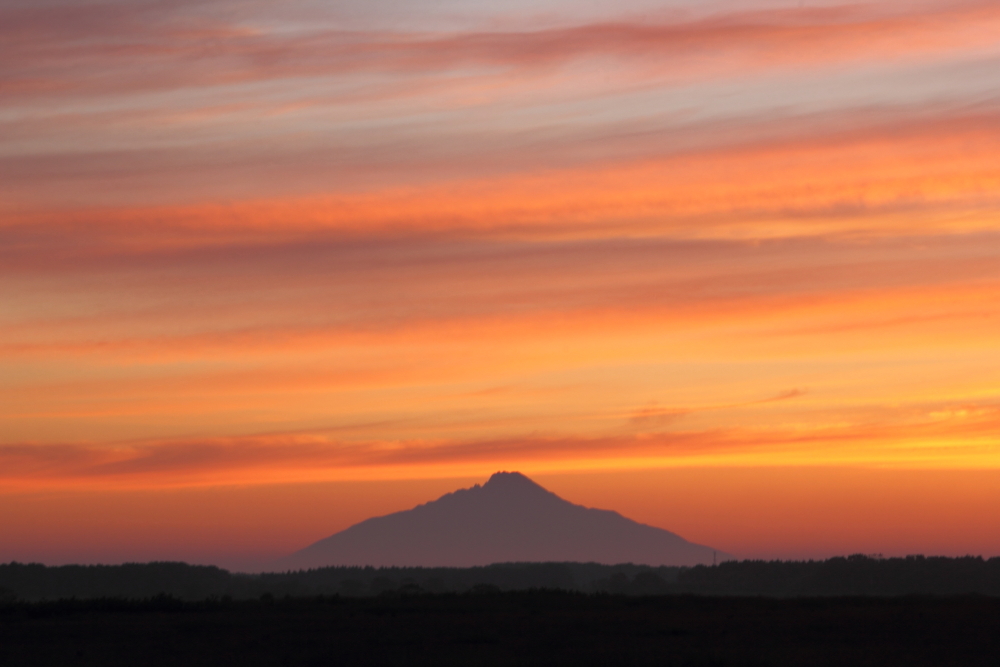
top-left (4, 396), bottom-right (1000, 492)
top-left (6, 1), bottom-right (998, 97)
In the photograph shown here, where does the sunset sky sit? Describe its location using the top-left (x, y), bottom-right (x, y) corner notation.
top-left (3, 0), bottom-right (1000, 570)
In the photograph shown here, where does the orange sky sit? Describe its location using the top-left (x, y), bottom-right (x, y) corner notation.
top-left (2, 0), bottom-right (999, 570)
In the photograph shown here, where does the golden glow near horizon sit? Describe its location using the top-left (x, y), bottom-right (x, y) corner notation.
top-left (2, 0), bottom-right (1000, 565)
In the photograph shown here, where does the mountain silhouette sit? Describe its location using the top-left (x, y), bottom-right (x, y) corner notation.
top-left (278, 472), bottom-right (727, 569)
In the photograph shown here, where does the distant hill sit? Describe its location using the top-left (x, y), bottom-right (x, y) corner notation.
top-left (278, 471), bottom-right (725, 569)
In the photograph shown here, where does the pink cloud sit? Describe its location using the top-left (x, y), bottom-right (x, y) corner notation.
top-left (4, 1), bottom-right (998, 100)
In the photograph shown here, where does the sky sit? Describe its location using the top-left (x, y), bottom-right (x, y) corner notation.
top-left (2, 0), bottom-right (1000, 570)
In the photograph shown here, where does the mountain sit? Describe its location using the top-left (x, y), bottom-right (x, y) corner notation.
top-left (277, 472), bottom-right (727, 569)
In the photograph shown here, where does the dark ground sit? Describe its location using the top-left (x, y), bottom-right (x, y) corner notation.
top-left (2, 592), bottom-right (999, 666)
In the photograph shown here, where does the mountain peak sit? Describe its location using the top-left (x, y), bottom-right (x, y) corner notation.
top-left (485, 470), bottom-right (539, 488)
top-left (480, 471), bottom-right (553, 499)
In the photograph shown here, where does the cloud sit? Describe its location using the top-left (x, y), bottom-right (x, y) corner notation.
top-left (5, 0), bottom-right (999, 245)
top-left (4, 1), bottom-right (999, 100)
top-left (761, 389), bottom-right (806, 403)
top-left (4, 103), bottom-right (1000, 255)
top-left (3, 399), bottom-right (1000, 489)
top-left (628, 389), bottom-right (805, 428)
top-left (629, 407), bottom-right (690, 427)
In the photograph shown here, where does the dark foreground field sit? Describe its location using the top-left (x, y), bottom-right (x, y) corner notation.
top-left (2, 593), bottom-right (999, 666)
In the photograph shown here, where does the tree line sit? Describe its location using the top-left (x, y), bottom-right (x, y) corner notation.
top-left (2, 555), bottom-right (999, 602)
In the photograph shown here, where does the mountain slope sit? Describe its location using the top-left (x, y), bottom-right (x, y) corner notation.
top-left (278, 472), bottom-right (726, 569)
